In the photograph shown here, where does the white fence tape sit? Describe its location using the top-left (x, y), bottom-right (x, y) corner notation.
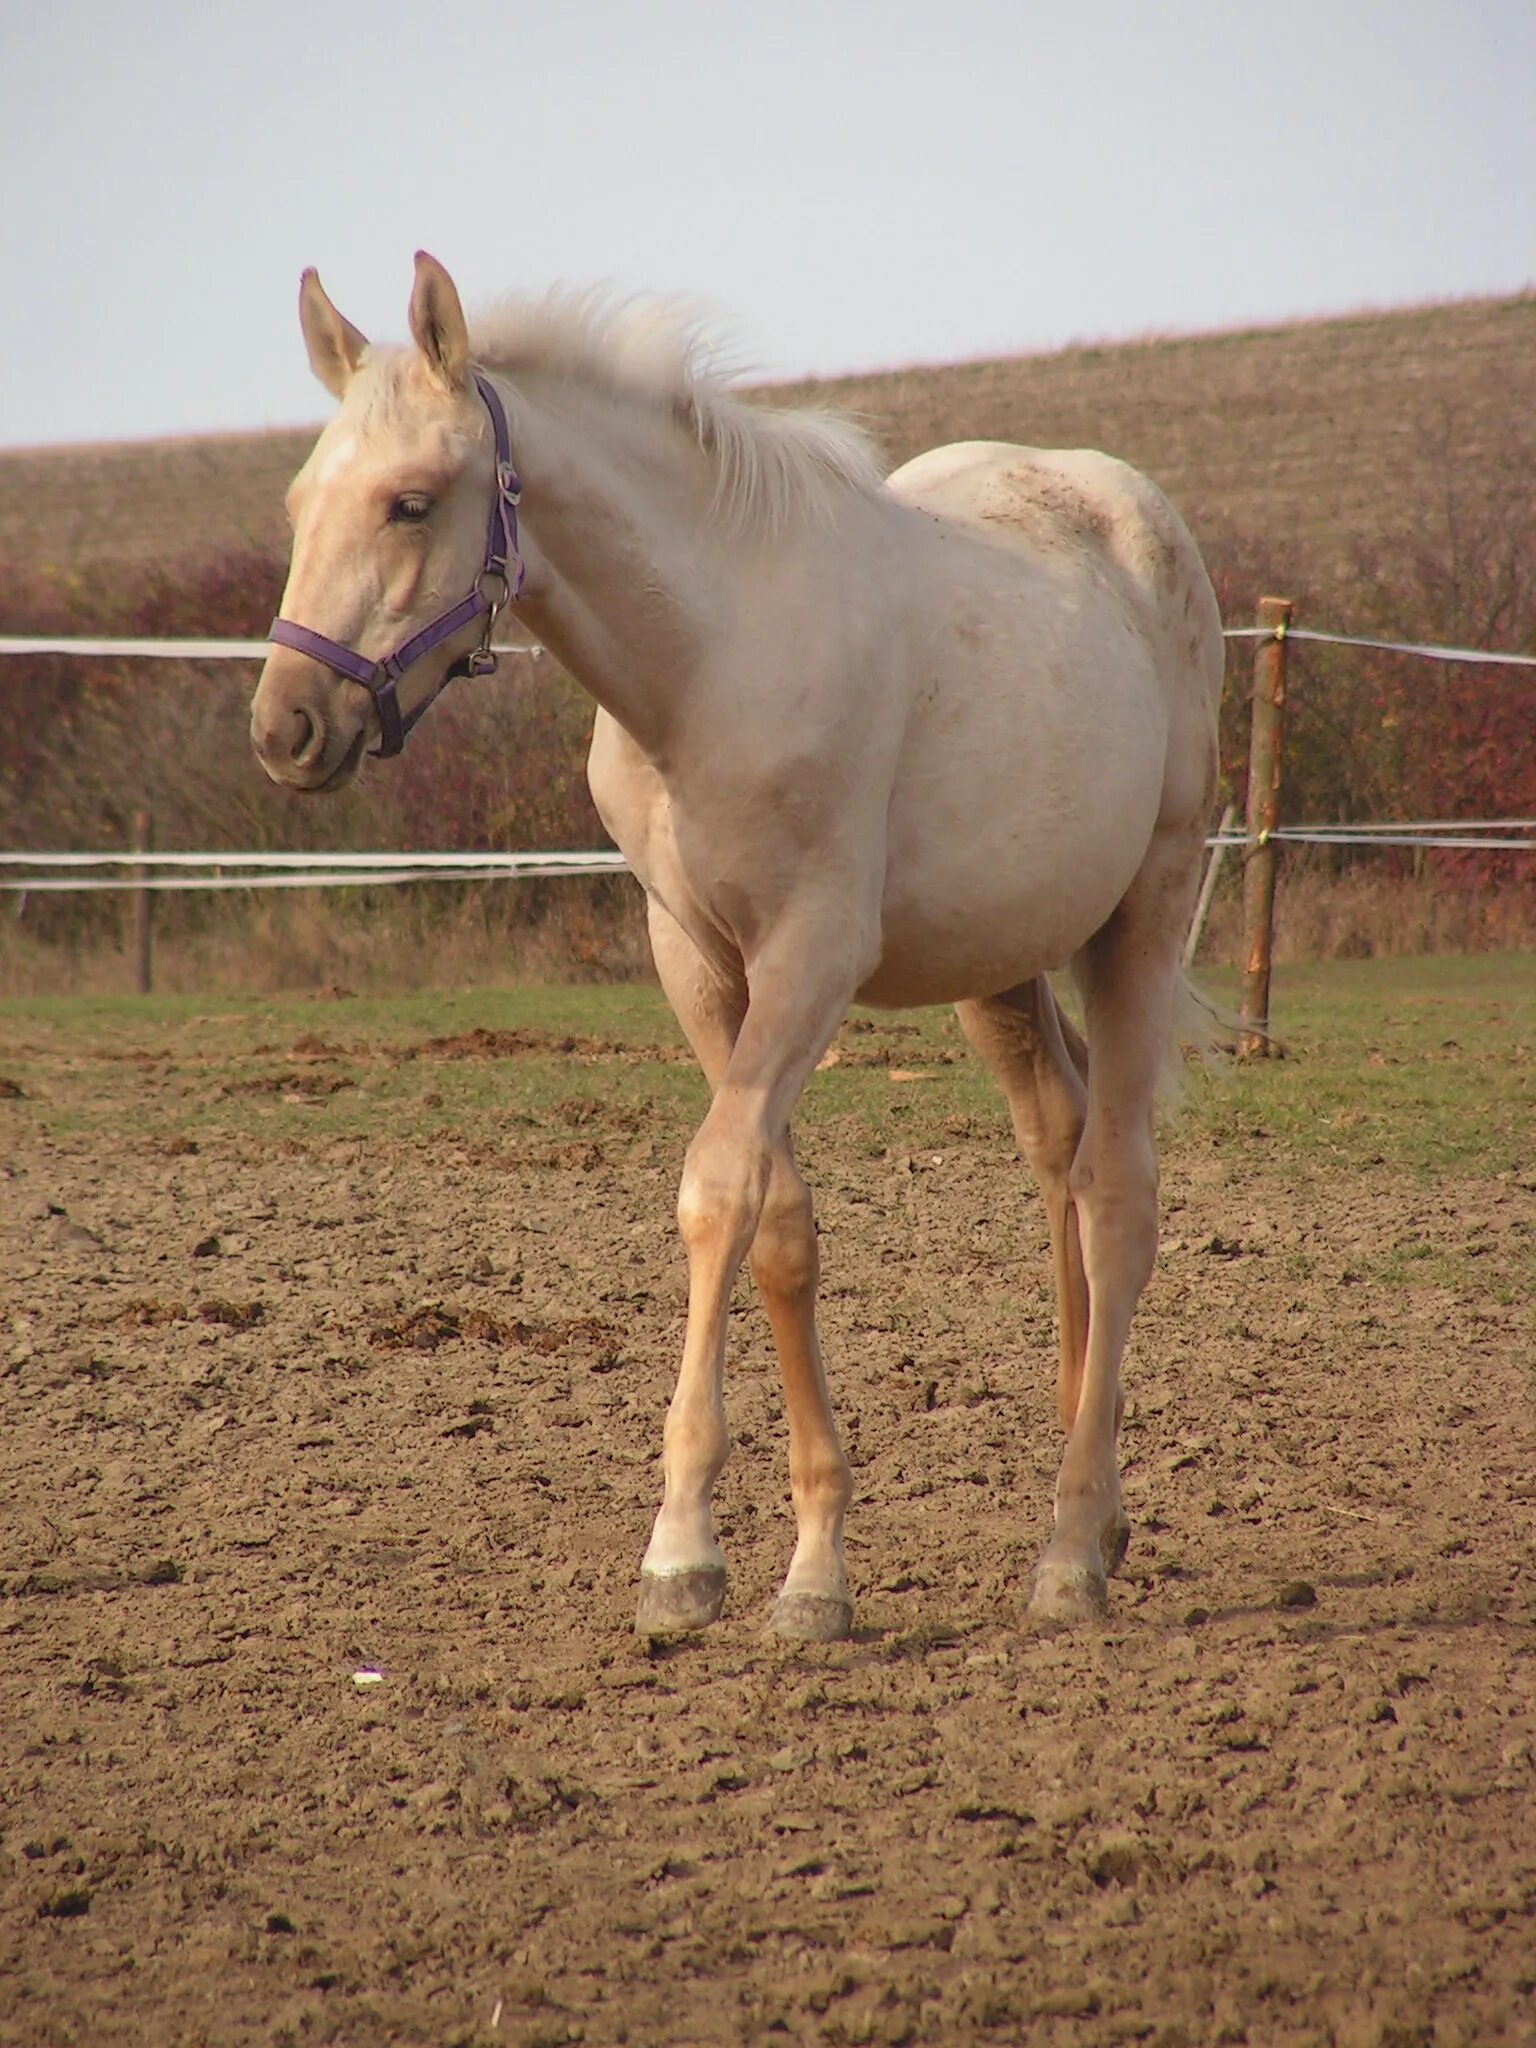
top-left (8, 868), bottom-right (628, 894)
top-left (0, 850), bottom-right (631, 893)
top-left (1221, 626), bottom-right (1536, 667)
top-left (1, 626), bottom-right (1531, 666)
top-left (2, 623), bottom-right (1531, 892)
top-left (5, 827), bottom-right (1532, 895)
top-left (0, 637), bottom-right (541, 660)
top-left (0, 850), bottom-right (626, 872)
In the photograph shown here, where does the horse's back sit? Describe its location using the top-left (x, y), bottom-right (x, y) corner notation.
top-left (890, 437), bottom-right (1221, 813)
top-left (889, 441), bottom-right (1219, 666)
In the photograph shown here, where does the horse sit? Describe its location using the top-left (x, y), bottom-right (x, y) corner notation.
top-left (251, 252), bottom-right (1223, 1642)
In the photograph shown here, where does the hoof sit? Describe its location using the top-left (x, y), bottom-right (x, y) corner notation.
top-left (1100, 1512), bottom-right (1132, 1578)
top-left (635, 1565), bottom-right (726, 1636)
top-left (770, 1592), bottom-right (854, 1643)
top-left (1028, 1555), bottom-right (1110, 1630)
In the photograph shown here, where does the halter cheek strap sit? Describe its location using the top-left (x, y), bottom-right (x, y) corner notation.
top-left (267, 369), bottom-right (524, 760)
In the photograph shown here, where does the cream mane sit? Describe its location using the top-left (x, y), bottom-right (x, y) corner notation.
top-left (467, 288), bottom-right (885, 532)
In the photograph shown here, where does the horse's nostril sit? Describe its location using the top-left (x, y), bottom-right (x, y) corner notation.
top-left (290, 709), bottom-right (323, 766)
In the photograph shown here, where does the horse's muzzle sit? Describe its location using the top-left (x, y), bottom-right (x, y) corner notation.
top-left (250, 660), bottom-right (368, 793)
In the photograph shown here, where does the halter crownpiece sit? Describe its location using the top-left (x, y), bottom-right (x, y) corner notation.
top-left (268, 370), bottom-right (524, 759)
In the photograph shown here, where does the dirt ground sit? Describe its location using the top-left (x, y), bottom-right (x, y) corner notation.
top-left (1, 1006), bottom-right (1533, 2048)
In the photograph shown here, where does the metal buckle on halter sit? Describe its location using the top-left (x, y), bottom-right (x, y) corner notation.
top-left (464, 567), bottom-right (511, 677)
top-left (497, 460), bottom-right (522, 506)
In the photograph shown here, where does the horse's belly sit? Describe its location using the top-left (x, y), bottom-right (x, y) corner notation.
top-left (858, 852), bottom-right (1133, 1007)
top-left (860, 754), bottom-right (1163, 1007)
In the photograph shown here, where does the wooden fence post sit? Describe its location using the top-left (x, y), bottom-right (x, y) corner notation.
top-left (1238, 598), bottom-right (1292, 1055)
top-left (132, 809), bottom-right (154, 996)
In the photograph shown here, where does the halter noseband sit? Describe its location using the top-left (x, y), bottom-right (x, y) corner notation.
top-left (268, 369), bottom-right (524, 760)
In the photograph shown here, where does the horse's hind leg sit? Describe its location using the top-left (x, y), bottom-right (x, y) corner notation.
top-left (1029, 830), bottom-right (1199, 1626)
top-left (956, 979), bottom-right (1090, 1437)
top-left (750, 1139), bottom-right (854, 1641)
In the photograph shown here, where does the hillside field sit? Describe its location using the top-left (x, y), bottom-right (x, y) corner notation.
top-left (3, 292), bottom-right (1534, 587)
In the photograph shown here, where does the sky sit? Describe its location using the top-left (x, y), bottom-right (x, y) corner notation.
top-left (2, 0), bottom-right (1533, 450)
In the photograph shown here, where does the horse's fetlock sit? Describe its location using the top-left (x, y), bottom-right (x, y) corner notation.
top-left (791, 1446), bottom-right (853, 1513)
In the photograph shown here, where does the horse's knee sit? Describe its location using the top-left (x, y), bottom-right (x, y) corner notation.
top-left (677, 1117), bottom-right (771, 1259)
top-left (749, 1167), bottom-right (818, 1301)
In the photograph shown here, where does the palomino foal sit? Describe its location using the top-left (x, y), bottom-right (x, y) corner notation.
top-left (251, 253), bottom-right (1222, 1641)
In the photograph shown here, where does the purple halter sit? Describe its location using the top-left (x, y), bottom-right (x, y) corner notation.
top-left (268, 369), bottom-right (524, 759)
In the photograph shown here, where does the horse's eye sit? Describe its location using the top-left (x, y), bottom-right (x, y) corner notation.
top-left (390, 495), bottom-right (432, 525)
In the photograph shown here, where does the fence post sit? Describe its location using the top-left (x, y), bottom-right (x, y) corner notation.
top-left (1238, 597), bottom-right (1292, 1056)
top-left (132, 809), bottom-right (154, 996)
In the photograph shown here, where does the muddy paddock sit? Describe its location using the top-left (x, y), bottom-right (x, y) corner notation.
top-left (1, 982), bottom-right (1532, 2047)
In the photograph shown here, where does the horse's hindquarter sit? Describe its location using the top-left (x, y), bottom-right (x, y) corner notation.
top-left (858, 444), bottom-right (1220, 1007)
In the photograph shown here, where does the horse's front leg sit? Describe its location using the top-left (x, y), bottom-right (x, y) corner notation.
top-left (634, 1081), bottom-right (767, 1632)
top-left (636, 911), bottom-right (861, 1637)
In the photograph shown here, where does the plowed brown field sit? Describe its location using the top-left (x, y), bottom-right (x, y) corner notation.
top-left (2, 977), bottom-right (1532, 2047)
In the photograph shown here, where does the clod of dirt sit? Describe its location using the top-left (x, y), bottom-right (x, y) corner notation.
top-left (36, 1890), bottom-right (91, 1920)
top-left (1087, 1835), bottom-right (1146, 1887)
top-left (398, 1025), bottom-right (687, 1066)
top-left (48, 1212), bottom-right (106, 1251)
top-left (192, 1235), bottom-right (221, 1258)
top-left (140, 1559), bottom-right (183, 1587)
top-left (0, 1077), bottom-right (27, 1099)
top-left (197, 1299), bottom-right (265, 1329)
top-left (368, 1305), bottom-right (517, 1352)
top-left (223, 1072), bottom-right (355, 1098)
top-left (1032, 1987), bottom-right (1101, 2018)
top-left (114, 1299), bottom-right (188, 1326)
top-left (1276, 1579), bottom-right (1319, 1609)
top-left (366, 1305), bottom-right (621, 1357)
top-left (441, 1413), bottom-right (495, 1439)
top-left (161, 1136), bottom-right (198, 1156)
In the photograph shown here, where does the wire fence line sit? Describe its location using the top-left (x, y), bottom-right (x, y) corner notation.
top-left (2, 620), bottom-right (1533, 892)
top-left (0, 636), bottom-right (542, 661)
top-left (1218, 626), bottom-right (1536, 667)
top-left (0, 852), bottom-right (631, 894)
top-left (2, 623), bottom-right (1535, 665)
top-left (3, 822), bottom-right (1535, 896)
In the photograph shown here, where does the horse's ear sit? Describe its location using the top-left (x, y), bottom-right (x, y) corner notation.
top-left (298, 269), bottom-right (368, 400)
top-left (408, 250), bottom-right (469, 393)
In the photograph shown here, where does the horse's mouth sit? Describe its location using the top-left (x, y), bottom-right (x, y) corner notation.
top-left (300, 726), bottom-right (368, 796)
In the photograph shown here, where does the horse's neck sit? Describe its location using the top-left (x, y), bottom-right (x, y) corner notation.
top-left (502, 376), bottom-right (724, 760)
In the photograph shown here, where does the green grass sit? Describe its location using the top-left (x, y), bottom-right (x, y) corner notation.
top-left (1189, 955), bottom-right (1535, 1178)
top-left (4, 956), bottom-right (1531, 1185)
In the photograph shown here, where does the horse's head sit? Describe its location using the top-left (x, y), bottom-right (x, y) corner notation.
top-left (251, 252), bottom-right (511, 791)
